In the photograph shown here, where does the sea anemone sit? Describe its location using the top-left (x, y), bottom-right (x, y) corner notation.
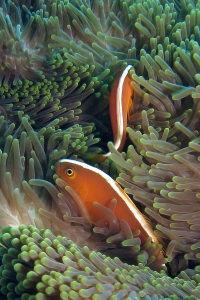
top-left (109, 112), bottom-right (200, 275)
top-left (0, 1), bottom-right (115, 129)
top-left (0, 224), bottom-right (199, 300)
top-left (1, 0), bottom-right (200, 296)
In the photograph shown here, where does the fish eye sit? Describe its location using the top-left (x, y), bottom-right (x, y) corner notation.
top-left (66, 168), bottom-right (74, 177)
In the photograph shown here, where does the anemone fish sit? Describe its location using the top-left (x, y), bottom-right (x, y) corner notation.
top-left (56, 159), bottom-right (159, 245)
top-left (88, 64), bottom-right (134, 162)
top-left (109, 64), bottom-right (133, 152)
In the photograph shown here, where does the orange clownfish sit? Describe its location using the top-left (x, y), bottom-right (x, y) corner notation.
top-left (88, 64), bottom-right (134, 163)
top-left (109, 64), bottom-right (134, 153)
top-left (56, 158), bottom-right (159, 244)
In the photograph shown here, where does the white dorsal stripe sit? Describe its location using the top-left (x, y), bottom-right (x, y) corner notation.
top-left (115, 64), bottom-right (133, 150)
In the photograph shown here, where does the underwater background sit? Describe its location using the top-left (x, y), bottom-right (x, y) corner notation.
top-left (0, 0), bottom-right (200, 299)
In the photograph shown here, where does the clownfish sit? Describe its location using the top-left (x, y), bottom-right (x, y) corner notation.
top-left (86, 64), bottom-right (134, 162)
top-left (55, 158), bottom-right (159, 244)
top-left (109, 64), bottom-right (134, 153)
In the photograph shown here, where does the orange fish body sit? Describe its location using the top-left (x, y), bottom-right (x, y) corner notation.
top-left (56, 159), bottom-right (158, 244)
